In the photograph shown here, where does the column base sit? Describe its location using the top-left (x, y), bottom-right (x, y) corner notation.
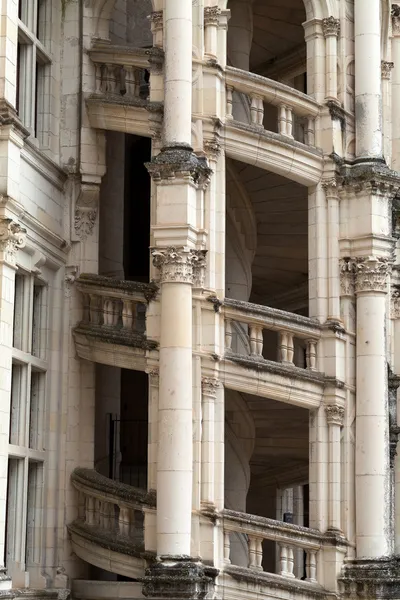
top-left (340, 557), bottom-right (400, 599)
top-left (142, 557), bottom-right (218, 600)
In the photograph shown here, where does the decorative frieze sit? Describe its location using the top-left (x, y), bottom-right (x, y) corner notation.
top-left (322, 16), bottom-right (341, 37)
top-left (0, 218), bottom-right (26, 266)
top-left (325, 405), bottom-right (345, 426)
top-left (152, 247), bottom-right (207, 285)
top-left (381, 61), bottom-right (394, 80)
top-left (204, 6), bottom-right (221, 26)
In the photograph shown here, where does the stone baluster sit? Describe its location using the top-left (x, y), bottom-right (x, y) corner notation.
top-left (106, 64), bottom-right (116, 94)
top-left (95, 64), bottom-right (102, 93)
top-left (89, 294), bottom-right (102, 325)
top-left (279, 544), bottom-right (295, 577)
top-left (103, 297), bottom-right (117, 326)
top-left (278, 105), bottom-right (287, 135)
top-left (248, 536), bottom-right (263, 569)
top-left (306, 117), bottom-right (315, 146)
top-left (85, 495), bottom-right (95, 525)
top-left (279, 544), bottom-right (288, 576)
top-left (286, 107), bottom-right (294, 138)
top-left (82, 292), bottom-right (90, 323)
top-left (250, 95), bottom-right (264, 127)
top-left (122, 299), bottom-right (137, 330)
top-left (225, 318), bottom-right (233, 351)
top-left (124, 66), bottom-right (135, 98)
top-left (249, 324), bottom-right (263, 356)
top-left (286, 547), bottom-right (295, 577)
top-left (224, 531), bottom-right (231, 564)
top-left (305, 550), bottom-right (317, 582)
top-left (279, 331), bottom-right (294, 364)
top-left (306, 339), bottom-right (317, 370)
top-left (226, 86), bottom-right (234, 119)
top-left (118, 506), bottom-right (131, 536)
top-left (117, 65), bottom-right (126, 95)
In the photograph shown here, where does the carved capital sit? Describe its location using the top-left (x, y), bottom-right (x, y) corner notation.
top-left (325, 405), bottom-right (345, 426)
top-left (204, 6), bottom-right (221, 26)
top-left (74, 183), bottom-right (100, 241)
top-left (204, 138), bottom-right (222, 161)
top-left (382, 61), bottom-right (394, 80)
top-left (149, 10), bottom-right (163, 31)
top-left (152, 247), bottom-right (207, 285)
top-left (322, 16), bottom-right (340, 37)
top-left (392, 4), bottom-right (400, 36)
top-left (322, 178), bottom-right (338, 198)
top-left (392, 289), bottom-right (400, 318)
top-left (340, 258), bottom-right (355, 296)
top-left (353, 256), bottom-right (392, 293)
top-left (148, 368), bottom-right (159, 385)
top-left (202, 377), bottom-right (220, 397)
top-left (0, 218), bottom-right (26, 266)
top-left (65, 265), bottom-right (79, 298)
top-left (146, 145), bottom-right (212, 188)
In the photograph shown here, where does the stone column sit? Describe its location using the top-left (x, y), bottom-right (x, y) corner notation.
top-left (381, 61), bottom-right (394, 167)
top-left (391, 6), bottom-right (400, 170)
top-left (0, 218), bottom-right (26, 588)
top-left (151, 248), bottom-right (205, 557)
top-left (354, 0), bottom-right (383, 159)
top-left (323, 180), bottom-right (341, 322)
top-left (323, 17), bottom-right (340, 103)
top-left (201, 378), bottom-right (219, 508)
top-left (353, 256), bottom-right (391, 558)
top-left (325, 405), bottom-right (345, 531)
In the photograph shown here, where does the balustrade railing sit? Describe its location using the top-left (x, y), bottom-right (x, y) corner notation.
top-left (88, 44), bottom-right (163, 101)
top-left (225, 66), bottom-right (320, 146)
top-left (223, 509), bottom-right (322, 584)
top-left (75, 274), bottom-right (158, 339)
top-left (215, 297), bottom-right (321, 371)
top-left (71, 468), bottom-right (156, 544)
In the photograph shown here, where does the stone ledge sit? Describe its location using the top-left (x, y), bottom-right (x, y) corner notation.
top-left (87, 96), bottom-right (164, 113)
top-left (72, 468), bottom-right (156, 507)
top-left (73, 324), bottom-right (158, 350)
top-left (223, 565), bottom-right (333, 599)
top-left (339, 557), bottom-right (400, 598)
top-left (225, 353), bottom-right (325, 384)
top-left (77, 274), bottom-right (158, 302)
top-left (68, 521), bottom-right (155, 562)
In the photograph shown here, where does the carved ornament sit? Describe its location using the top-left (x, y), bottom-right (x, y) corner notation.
top-left (352, 256), bottom-right (391, 293)
top-left (0, 218), bottom-right (26, 266)
top-left (204, 6), bottom-right (221, 26)
top-left (322, 16), bottom-right (341, 37)
top-left (382, 61), bottom-right (394, 80)
top-left (152, 247), bottom-right (207, 285)
top-left (392, 289), bottom-right (400, 319)
top-left (392, 4), bottom-right (400, 36)
top-left (325, 405), bottom-right (345, 426)
top-left (202, 377), bottom-right (220, 397)
top-left (74, 183), bottom-right (100, 241)
top-left (149, 11), bottom-right (163, 30)
top-left (340, 258), bottom-right (355, 297)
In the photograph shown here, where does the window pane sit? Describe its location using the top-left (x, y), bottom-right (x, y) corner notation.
top-left (29, 371), bottom-right (45, 451)
top-left (25, 461), bottom-right (43, 565)
top-left (13, 274), bottom-right (25, 350)
top-left (32, 281), bottom-right (46, 358)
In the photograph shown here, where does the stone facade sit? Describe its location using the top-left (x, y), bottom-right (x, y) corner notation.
top-left (1, 1), bottom-right (400, 600)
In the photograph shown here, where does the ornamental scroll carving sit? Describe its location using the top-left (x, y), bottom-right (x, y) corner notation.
top-left (322, 16), bottom-right (340, 37)
top-left (202, 377), bottom-right (220, 397)
top-left (204, 6), bottom-right (221, 26)
top-left (325, 405), bottom-right (345, 426)
top-left (340, 257), bottom-right (391, 294)
top-left (152, 247), bottom-right (207, 285)
top-left (0, 218), bottom-right (27, 266)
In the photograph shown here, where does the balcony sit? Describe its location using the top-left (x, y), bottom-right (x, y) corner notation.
top-left (224, 67), bottom-right (323, 185)
top-left (69, 468), bottom-right (155, 578)
top-left (86, 42), bottom-right (163, 137)
top-left (73, 274), bottom-right (158, 371)
top-left (211, 297), bottom-right (326, 409)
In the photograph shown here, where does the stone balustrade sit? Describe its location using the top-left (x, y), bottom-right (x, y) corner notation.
top-left (88, 43), bottom-right (163, 100)
top-left (75, 274), bottom-right (157, 340)
top-left (216, 297), bottom-right (321, 371)
top-left (225, 66), bottom-right (320, 146)
top-left (222, 509), bottom-right (323, 583)
top-left (71, 468), bottom-right (156, 545)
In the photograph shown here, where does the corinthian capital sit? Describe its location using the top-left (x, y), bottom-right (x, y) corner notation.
top-left (392, 4), bottom-right (400, 36)
top-left (381, 61), bottom-right (394, 80)
top-left (353, 256), bottom-right (391, 293)
top-left (322, 16), bottom-right (340, 37)
top-left (0, 218), bottom-right (26, 267)
top-left (204, 6), bottom-right (221, 26)
top-left (152, 247), bottom-right (207, 285)
top-left (325, 405), bottom-right (345, 426)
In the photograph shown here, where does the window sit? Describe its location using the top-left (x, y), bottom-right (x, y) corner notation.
top-left (6, 272), bottom-right (48, 577)
top-left (17, 0), bottom-right (51, 143)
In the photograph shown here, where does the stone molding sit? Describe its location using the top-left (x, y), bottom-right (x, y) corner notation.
top-left (152, 247), bottom-right (207, 285)
top-left (202, 377), bottom-right (220, 397)
top-left (392, 4), bottom-right (400, 36)
top-left (325, 405), bottom-right (345, 426)
top-left (381, 60), bottom-right (394, 80)
top-left (204, 6), bottom-right (221, 26)
top-left (322, 16), bottom-right (340, 37)
top-left (0, 218), bottom-right (27, 267)
top-left (340, 257), bottom-right (391, 294)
